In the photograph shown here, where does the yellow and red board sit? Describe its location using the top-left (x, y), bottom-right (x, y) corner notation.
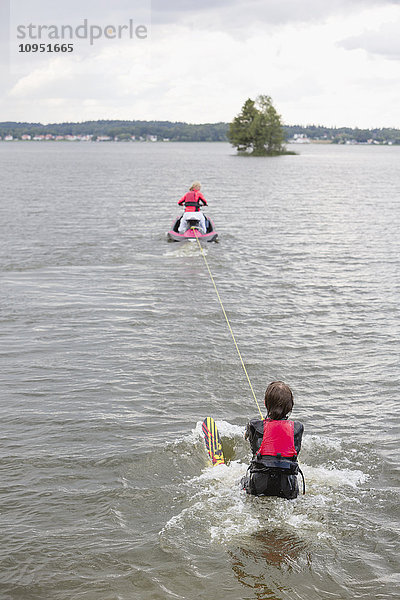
top-left (202, 417), bottom-right (225, 466)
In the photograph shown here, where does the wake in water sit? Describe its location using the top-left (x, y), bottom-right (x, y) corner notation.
top-left (160, 420), bottom-right (369, 556)
top-left (163, 241), bottom-right (209, 258)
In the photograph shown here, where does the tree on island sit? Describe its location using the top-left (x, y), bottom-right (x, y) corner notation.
top-left (228, 95), bottom-right (290, 156)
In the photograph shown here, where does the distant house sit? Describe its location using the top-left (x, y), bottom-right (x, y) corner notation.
top-left (55, 135), bottom-right (65, 140)
top-left (21, 134), bottom-right (31, 140)
top-left (290, 134), bottom-right (310, 144)
top-left (33, 135), bottom-right (45, 141)
top-left (147, 135), bottom-right (157, 142)
top-left (4, 135), bottom-right (13, 141)
top-left (96, 135), bottom-right (112, 142)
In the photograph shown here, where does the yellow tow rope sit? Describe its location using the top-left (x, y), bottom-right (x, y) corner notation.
top-left (192, 228), bottom-right (263, 419)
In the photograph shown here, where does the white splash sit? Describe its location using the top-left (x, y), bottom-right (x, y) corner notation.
top-left (302, 464), bottom-right (368, 489)
top-left (160, 460), bottom-right (260, 547)
top-left (171, 419), bottom-right (244, 448)
top-left (302, 434), bottom-right (343, 453)
top-left (160, 420), bottom-right (370, 551)
top-left (215, 420), bottom-right (246, 438)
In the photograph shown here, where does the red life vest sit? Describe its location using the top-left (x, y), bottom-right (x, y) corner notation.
top-left (258, 419), bottom-right (297, 458)
top-left (183, 191), bottom-right (201, 212)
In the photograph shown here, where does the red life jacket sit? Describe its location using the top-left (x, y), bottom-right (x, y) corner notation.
top-left (183, 191), bottom-right (201, 212)
top-left (258, 419), bottom-right (297, 458)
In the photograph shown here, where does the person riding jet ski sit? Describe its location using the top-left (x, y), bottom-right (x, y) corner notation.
top-left (177, 181), bottom-right (208, 234)
top-left (241, 381), bottom-right (304, 499)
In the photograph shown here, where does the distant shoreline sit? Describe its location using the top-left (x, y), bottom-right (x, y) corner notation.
top-left (1, 120), bottom-right (399, 145)
top-left (1, 139), bottom-right (397, 148)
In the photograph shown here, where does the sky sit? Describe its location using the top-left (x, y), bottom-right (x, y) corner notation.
top-left (0, 0), bottom-right (399, 127)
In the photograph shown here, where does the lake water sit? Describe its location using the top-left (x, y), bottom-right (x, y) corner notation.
top-left (0, 141), bottom-right (399, 599)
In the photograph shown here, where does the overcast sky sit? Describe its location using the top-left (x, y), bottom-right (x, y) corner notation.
top-left (0, 0), bottom-right (399, 127)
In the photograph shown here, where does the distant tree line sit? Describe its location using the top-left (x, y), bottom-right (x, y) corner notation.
top-left (0, 120), bottom-right (399, 144)
top-left (0, 120), bottom-right (228, 141)
top-left (283, 125), bottom-right (400, 144)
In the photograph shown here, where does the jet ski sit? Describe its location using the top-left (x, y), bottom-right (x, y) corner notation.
top-left (167, 214), bottom-right (218, 242)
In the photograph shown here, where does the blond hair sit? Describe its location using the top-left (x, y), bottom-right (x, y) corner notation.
top-left (189, 181), bottom-right (201, 191)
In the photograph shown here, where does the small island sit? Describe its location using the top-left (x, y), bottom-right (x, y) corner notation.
top-left (228, 95), bottom-right (295, 156)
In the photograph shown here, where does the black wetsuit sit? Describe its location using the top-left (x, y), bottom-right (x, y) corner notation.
top-left (241, 418), bottom-right (304, 500)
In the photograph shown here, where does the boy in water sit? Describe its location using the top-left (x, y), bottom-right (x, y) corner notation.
top-left (241, 381), bottom-right (304, 499)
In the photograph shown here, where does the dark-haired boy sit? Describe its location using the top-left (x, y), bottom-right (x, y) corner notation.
top-left (241, 381), bottom-right (304, 499)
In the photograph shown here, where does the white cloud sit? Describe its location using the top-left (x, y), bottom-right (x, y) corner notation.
top-left (338, 19), bottom-right (400, 59)
top-left (151, 0), bottom-right (391, 27)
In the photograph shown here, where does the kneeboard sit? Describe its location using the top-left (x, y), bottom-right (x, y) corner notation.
top-left (202, 417), bottom-right (225, 466)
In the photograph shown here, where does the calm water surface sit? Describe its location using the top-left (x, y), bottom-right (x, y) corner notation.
top-left (0, 142), bottom-right (399, 599)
